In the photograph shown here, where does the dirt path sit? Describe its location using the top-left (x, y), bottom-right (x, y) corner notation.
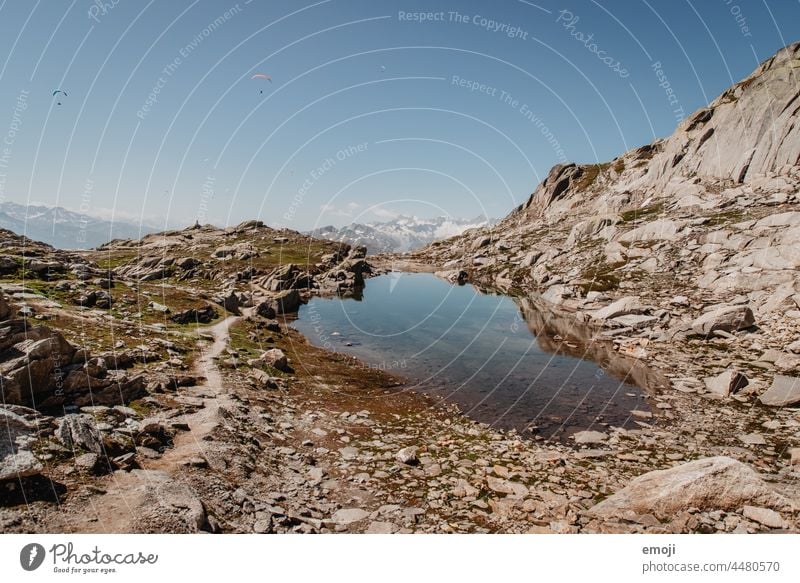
top-left (55, 313), bottom-right (244, 533)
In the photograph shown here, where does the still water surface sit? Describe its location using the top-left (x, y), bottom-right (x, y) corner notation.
top-left (292, 273), bottom-right (650, 439)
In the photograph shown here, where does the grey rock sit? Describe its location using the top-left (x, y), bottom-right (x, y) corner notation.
top-left (214, 290), bottom-right (241, 316)
top-left (704, 369), bottom-right (749, 397)
top-left (572, 430), bottom-right (608, 444)
top-left (0, 408), bottom-right (42, 481)
top-left (395, 446), bottom-right (418, 465)
top-left (259, 348), bottom-right (289, 372)
top-left (588, 457), bottom-right (790, 520)
top-left (739, 433), bottom-right (767, 446)
top-left (331, 508), bottom-right (369, 525)
top-left (742, 506), bottom-right (786, 529)
top-left (591, 296), bottom-right (642, 320)
top-left (759, 375), bottom-right (800, 407)
top-left (57, 414), bottom-right (103, 455)
top-left (74, 452), bottom-right (101, 474)
top-left (271, 289), bottom-right (302, 315)
top-left (691, 305), bottom-right (755, 336)
top-left (148, 301), bottom-right (170, 313)
top-left (366, 521), bottom-right (398, 534)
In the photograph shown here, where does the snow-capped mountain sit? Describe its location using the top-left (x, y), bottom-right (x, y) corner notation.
top-left (0, 201), bottom-right (162, 249)
top-left (309, 215), bottom-right (497, 254)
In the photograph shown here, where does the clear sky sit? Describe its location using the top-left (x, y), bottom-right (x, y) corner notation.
top-left (0, 0), bottom-right (798, 233)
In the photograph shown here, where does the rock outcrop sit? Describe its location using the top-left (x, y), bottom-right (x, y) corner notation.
top-left (0, 293), bottom-right (146, 409)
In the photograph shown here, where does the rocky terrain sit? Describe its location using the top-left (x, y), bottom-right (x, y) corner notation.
top-left (396, 42), bottom-right (800, 528)
top-left (2, 43), bottom-right (800, 535)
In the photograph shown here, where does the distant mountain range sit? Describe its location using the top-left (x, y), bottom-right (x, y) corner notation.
top-left (0, 201), bottom-right (161, 249)
top-left (309, 215), bottom-right (498, 254)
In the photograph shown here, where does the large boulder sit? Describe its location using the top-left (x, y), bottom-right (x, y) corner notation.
top-left (588, 457), bottom-right (791, 520)
top-left (255, 301), bottom-right (277, 319)
top-left (0, 408), bottom-right (42, 481)
top-left (691, 305), bottom-right (755, 336)
top-left (759, 375), bottom-right (800, 407)
top-left (0, 323), bottom-right (76, 406)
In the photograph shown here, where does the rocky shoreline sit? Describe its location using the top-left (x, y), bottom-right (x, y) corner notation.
top-left (2, 273), bottom-right (798, 533)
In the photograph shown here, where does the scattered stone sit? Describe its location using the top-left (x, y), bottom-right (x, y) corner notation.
top-left (395, 446), bottom-right (418, 465)
top-left (591, 296), bottom-right (642, 321)
top-left (739, 433), bottom-right (767, 446)
top-left (170, 305), bottom-right (217, 325)
top-left (365, 521), bottom-right (398, 534)
top-left (259, 348), bottom-right (289, 372)
top-left (74, 452), bottom-right (102, 474)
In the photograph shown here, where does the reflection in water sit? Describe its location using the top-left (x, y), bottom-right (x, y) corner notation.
top-left (292, 273), bottom-right (658, 440)
top-left (513, 296), bottom-right (669, 395)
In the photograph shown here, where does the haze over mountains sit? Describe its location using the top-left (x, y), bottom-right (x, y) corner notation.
top-left (309, 215), bottom-right (498, 254)
top-left (0, 201), bottom-right (161, 249)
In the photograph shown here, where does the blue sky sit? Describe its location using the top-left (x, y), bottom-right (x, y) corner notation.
top-left (0, 0), bottom-right (798, 233)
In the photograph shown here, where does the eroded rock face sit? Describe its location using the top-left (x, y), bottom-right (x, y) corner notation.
top-left (588, 457), bottom-right (791, 520)
top-left (642, 42), bottom-right (800, 186)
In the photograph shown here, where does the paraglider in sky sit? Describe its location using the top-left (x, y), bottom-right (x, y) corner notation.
top-left (251, 73), bottom-right (272, 94)
top-left (52, 89), bottom-right (68, 105)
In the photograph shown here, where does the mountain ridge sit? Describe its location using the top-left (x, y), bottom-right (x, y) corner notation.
top-left (308, 214), bottom-right (497, 253)
top-left (0, 201), bottom-right (163, 249)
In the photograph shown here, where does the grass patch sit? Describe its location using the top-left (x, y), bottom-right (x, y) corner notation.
top-left (575, 163), bottom-right (611, 192)
top-left (93, 250), bottom-right (140, 271)
top-left (128, 399), bottom-right (154, 417)
top-left (619, 202), bottom-right (665, 223)
top-left (706, 209), bottom-right (746, 226)
top-left (576, 260), bottom-right (624, 295)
